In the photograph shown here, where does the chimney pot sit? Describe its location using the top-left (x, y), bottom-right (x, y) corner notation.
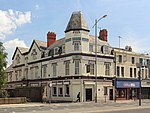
top-left (98, 29), bottom-right (108, 42)
top-left (47, 32), bottom-right (56, 47)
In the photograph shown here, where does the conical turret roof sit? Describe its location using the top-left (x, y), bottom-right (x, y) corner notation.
top-left (65, 11), bottom-right (89, 33)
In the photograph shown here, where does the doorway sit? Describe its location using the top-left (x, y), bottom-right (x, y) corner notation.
top-left (86, 88), bottom-right (92, 101)
top-left (109, 89), bottom-right (113, 100)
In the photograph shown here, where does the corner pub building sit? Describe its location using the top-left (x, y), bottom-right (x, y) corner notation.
top-left (6, 11), bottom-right (150, 102)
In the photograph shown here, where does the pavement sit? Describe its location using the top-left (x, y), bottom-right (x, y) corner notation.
top-left (0, 99), bottom-right (150, 113)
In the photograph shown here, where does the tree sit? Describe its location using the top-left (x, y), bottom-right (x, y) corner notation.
top-left (0, 42), bottom-right (7, 89)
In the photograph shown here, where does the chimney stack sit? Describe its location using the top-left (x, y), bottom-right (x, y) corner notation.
top-left (98, 29), bottom-right (108, 42)
top-left (47, 32), bottom-right (56, 47)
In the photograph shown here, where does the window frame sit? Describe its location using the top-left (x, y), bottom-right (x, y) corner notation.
top-left (58, 87), bottom-right (63, 97)
top-left (65, 85), bottom-right (70, 97)
top-left (54, 47), bottom-right (59, 55)
top-left (75, 60), bottom-right (80, 74)
top-left (35, 66), bottom-right (38, 78)
top-left (118, 55), bottom-right (122, 63)
top-left (31, 49), bottom-right (37, 60)
top-left (121, 67), bottom-right (124, 77)
top-left (117, 66), bottom-right (120, 77)
top-left (25, 68), bottom-right (28, 79)
top-left (42, 65), bottom-right (47, 77)
top-left (52, 87), bottom-right (57, 96)
top-left (65, 61), bottom-right (70, 75)
top-left (89, 44), bottom-right (93, 52)
top-left (62, 45), bottom-right (65, 53)
top-left (15, 71), bottom-right (18, 81)
top-left (130, 68), bottom-right (133, 77)
top-left (16, 54), bottom-right (20, 64)
top-left (132, 57), bottom-right (135, 64)
top-left (52, 63), bottom-right (57, 77)
top-left (134, 68), bottom-right (136, 78)
top-left (90, 63), bottom-right (94, 75)
top-left (105, 63), bottom-right (110, 76)
top-left (74, 41), bottom-right (80, 51)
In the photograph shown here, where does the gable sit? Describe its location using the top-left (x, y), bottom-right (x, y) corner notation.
top-left (12, 47), bottom-right (22, 60)
top-left (28, 40), bottom-right (46, 54)
top-left (28, 41), bottom-right (42, 61)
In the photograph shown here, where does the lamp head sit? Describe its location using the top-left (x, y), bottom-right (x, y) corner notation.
top-left (102, 15), bottom-right (107, 18)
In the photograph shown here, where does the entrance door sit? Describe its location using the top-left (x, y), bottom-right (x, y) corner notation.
top-left (86, 88), bottom-right (92, 101)
top-left (129, 89), bottom-right (132, 99)
top-left (109, 89), bottom-right (113, 100)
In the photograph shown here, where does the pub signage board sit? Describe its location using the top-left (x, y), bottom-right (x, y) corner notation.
top-left (115, 79), bottom-right (140, 88)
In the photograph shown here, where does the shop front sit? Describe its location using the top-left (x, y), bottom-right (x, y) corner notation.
top-left (113, 78), bottom-right (140, 100)
top-left (141, 80), bottom-right (150, 99)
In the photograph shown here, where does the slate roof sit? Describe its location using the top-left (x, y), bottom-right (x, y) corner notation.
top-left (47, 38), bottom-right (65, 50)
top-left (65, 11), bottom-right (89, 33)
top-left (89, 35), bottom-right (110, 46)
top-left (34, 40), bottom-right (47, 50)
top-left (46, 35), bottom-right (110, 50)
top-left (18, 47), bottom-right (29, 54)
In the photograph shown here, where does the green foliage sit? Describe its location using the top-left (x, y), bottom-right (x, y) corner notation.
top-left (0, 42), bottom-right (7, 89)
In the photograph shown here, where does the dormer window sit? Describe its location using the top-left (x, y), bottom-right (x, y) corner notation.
top-left (101, 45), bottom-right (109, 54)
top-left (44, 51), bottom-right (49, 57)
top-left (62, 45), bottom-right (65, 53)
top-left (41, 52), bottom-right (45, 58)
top-left (16, 54), bottom-right (20, 64)
top-left (31, 49), bottom-right (37, 60)
top-left (58, 47), bottom-right (62, 55)
top-left (54, 47), bottom-right (59, 55)
top-left (48, 49), bottom-right (54, 57)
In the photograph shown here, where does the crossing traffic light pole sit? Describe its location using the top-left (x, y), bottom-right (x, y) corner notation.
top-left (137, 62), bottom-right (142, 106)
top-left (113, 76), bottom-right (116, 102)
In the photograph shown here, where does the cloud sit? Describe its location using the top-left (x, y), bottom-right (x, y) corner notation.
top-left (121, 32), bottom-right (150, 53)
top-left (35, 4), bottom-right (39, 10)
top-left (3, 38), bottom-right (28, 66)
top-left (0, 9), bottom-right (31, 40)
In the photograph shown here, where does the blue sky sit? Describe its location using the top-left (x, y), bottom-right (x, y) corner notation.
top-left (0, 0), bottom-right (150, 65)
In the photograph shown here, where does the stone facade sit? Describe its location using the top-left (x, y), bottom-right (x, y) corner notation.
top-left (6, 11), bottom-right (150, 102)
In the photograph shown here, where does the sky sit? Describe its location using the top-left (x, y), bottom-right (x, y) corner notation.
top-left (0, 0), bottom-right (150, 66)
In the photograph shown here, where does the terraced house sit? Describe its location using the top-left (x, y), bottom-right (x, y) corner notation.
top-left (113, 47), bottom-right (150, 100)
top-left (6, 11), bottom-right (150, 102)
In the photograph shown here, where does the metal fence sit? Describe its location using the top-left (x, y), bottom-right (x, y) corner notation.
top-left (7, 87), bottom-right (42, 102)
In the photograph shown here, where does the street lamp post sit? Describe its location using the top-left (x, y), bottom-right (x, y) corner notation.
top-left (138, 66), bottom-right (142, 106)
top-left (92, 15), bottom-right (107, 103)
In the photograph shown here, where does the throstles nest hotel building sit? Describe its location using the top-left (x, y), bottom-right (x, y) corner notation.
top-left (6, 11), bottom-right (150, 102)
